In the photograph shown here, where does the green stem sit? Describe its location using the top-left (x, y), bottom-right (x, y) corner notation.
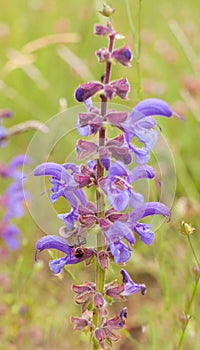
top-left (177, 273), bottom-right (200, 350)
top-left (92, 33), bottom-right (115, 350)
top-left (187, 236), bottom-right (200, 268)
top-left (177, 234), bottom-right (200, 350)
top-left (125, 0), bottom-right (144, 100)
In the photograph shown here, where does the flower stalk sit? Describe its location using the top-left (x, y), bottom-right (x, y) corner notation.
top-left (93, 32), bottom-right (115, 349)
top-left (177, 223), bottom-right (200, 350)
top-left (33, 4), bottom-right (183, 349)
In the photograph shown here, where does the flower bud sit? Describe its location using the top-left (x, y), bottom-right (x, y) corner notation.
top-left (96, 48), bottom-right (110, 63)
top-left (98, 3), bottom-right (115, 17)
top-left (94, 292), bottom-right (104, 309)
top-left (119, 307), bottom-right (128, 326)
top-left (111, 46), bottom-right (133, 66)
top-left (71, 316), bottom-right (88, 330)
top-left (76, 139), bottom-right (98, 160)
top-left (71, 310), bottom-right (93, 330)
top-left (98, 250), bottom-right (109, 270)
top-left (75, 82), bottom-right (103, 102)
top-left (110, 78), bottom-right (130, 100)
top-left (105, 283), bottom-right (125, 299)
top-left (180, 221), bottom-right (195, 236)
top-left (94, 24), bottom-right (112, 36)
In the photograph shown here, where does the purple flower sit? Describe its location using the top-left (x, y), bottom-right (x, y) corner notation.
top-left (121, 98), bottom-right (184, 164)
top-left (36, 235), bottom-right (96, 274)
top-left (34, 162), bottom-right (87, 207)
top-left (120, 269), bottom-right (146, 296)
top-left (100, 161), bottom-right (155, 212)
top-left (0, 155), bottom-right (30, 249)
top-left (0, 224), bottom-right (21, 250)
top-left (0, 126), bottom-right (7, 148)
top-left (0, 109), bottom-right (13, 147)
top-left (111, 46), bottom-right (133, 66)
top-left (57, 207), bottom-right (79, 230)
top-left (103, 221), bottom-right (135, 263)
top-left (129, 202), bottom-right (171, 245)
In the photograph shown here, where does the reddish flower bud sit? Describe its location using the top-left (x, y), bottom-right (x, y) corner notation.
top-left (98, 4), bottom-right (116, 17)
top-left (111, 46), bottom-right (133, 66)
top-left (94, 24), bottom-right (113, 36)
top-left (72, 282), bottom-right (95, 294)
top-left (71, 310), bottom-right (93, 330)
top-left (110, 78), bottom-right (130, 99)
top-left (76, 139), bottom-right (98, 160)
top-left (94, 292), bottom-right (104, 309)
top-left (104, 84), bottom-right (115, 100)
top-left (97, 250), bottom-right (109, 270)
top-left (96, 48), bottom-right (110, 63)
top-left (71, 316), bottom-right (88, 330)
top-left (105, 283), bottom-right (125, 299)
top-left (75, 82), bottom-right (103, 102)
top-left (95, 327), bottom-right (107, 343)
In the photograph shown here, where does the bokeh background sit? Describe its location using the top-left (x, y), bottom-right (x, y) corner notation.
top-left (0, 0), bottom-right (200, 349)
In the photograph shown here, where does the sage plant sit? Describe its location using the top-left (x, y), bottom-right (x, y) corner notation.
top-left (34, 8), bottom-right (183, 350)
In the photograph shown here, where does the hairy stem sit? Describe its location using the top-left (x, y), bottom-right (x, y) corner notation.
top-left (92, 33), bottom-right (114, 350)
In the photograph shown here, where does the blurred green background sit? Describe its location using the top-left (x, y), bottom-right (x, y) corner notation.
top-left (0, 1), bottom-right (199, 349)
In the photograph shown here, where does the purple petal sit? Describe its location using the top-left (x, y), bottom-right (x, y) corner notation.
top-left (108, 189), bottom-right (130, 212)
top-left (129, 165), bottom-right (155, 182)
top-left (36, 235), bottom-right (71, 254)
top-left (129, 191), bottom-right (144, 209)
top-left (129, 145), bottom-right (150, 164)
top-left (130, 202), bottom-right (170, 222)
top-left (110, 241), bottom-right (131, 263)
top-left (108, 221), bottom-right (135, 244)
top-left (134, 98), bottom-right (173, 118)
top-left (108, 161), bottom-right (127, 178)
top-left (133, 222), bottom-right (154, 245)
top-left (120, 269), bottom-right (146, 296)
top-left (9, 155), bottom-right (31, 171)
top-left (1, 224), bottom-right (21, 250)
top-left (34, 163), bottom-right (70, 182)
top-left (49, 256), bottom-right (70, 274)
top-left (57, 208), bottom-right (78, 230)
top-left (77, 120), bottom-right (91, 136)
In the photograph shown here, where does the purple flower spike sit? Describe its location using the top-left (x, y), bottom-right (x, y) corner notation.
top-left (111, 46), bottom-right (133, 66)
top-left (120, 269), bottom-right (146, 296)
top-left (75, 82), bottom-right (103, 102)
top-left (36, 235), bottom-right (96, 274)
